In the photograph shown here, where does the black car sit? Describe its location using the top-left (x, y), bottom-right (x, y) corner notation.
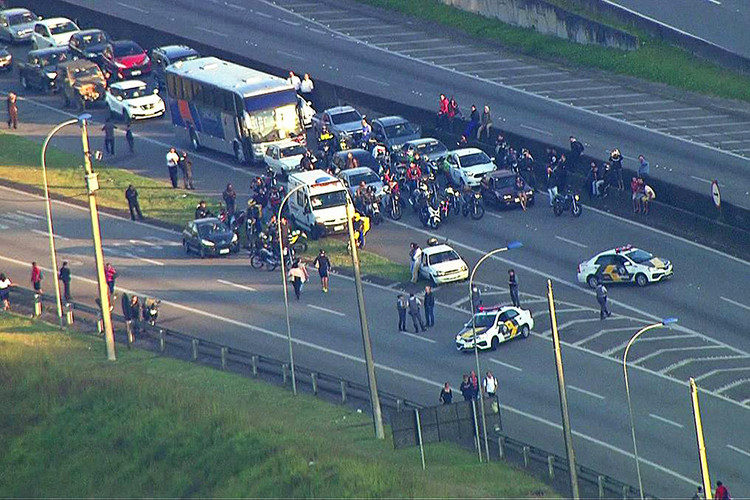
top-left (332, 148), bottom-right (381, 174)
top-left (150, 44), bottom-right (200, 88)
top-left (182, 217), bottom-right (239, 258)
top-left (480, 170), bottom-right (535, 208)
top-left (68, 29), bottom-right (110, 61)
top-left (18, 46), bottom-right (68, 92)
top-left (0, 45), bottom-right (11, 72)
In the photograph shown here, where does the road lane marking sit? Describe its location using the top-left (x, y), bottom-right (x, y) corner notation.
top-left (649, 413), bottom-right (684, 429)
top-left (727, 444), bottom-right (750, 458)
top-left (281, 19), bottom-right (300, 26)
top-left (217, 279), bottom-right (257, 292)
top-left (574, 326), bottom-right (636, 347)
top-left (567, 385), bottom-right (605, 400)
top-left (721, 296), bottom-right (750, 312)
top-left (690, 175), bottom-right (713, 184)
top-left (695, 366), bottom-right (750, 382)
top-left (660, 355), bottom-right (750, 375)
top-left (277, 49), bottom-right (305, 61)
top-left (490, 359), bottom-right (523, 372)
top-left (519, 124), bottom-right (552, 136)
top-left (307, 304), bottom-right (345, 317)
top-left (356, 75), bottom-right (390, 86)
top-left (256, 10), bottom-right (272, 18)
top-left (132, 256), bottom-right (165, 267)
top-left (116, 2), bottom-right (148, 13)
top-left (555, 236), bottom-right (588, 248)
top-left (400, 331), bottom-right (436, 343)
top-left (31, 229), bottom-right (70, 241)
top-left (195, 26), bottom-right (228, 37)
top-left (16, 210), bottom-right (45, 220)
top-left (228, 3), bottom-right (246, 10)
top-left (632, 345), bottom-right (726, 365)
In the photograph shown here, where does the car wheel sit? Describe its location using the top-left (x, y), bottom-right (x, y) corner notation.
top-left (586, 275), bottom-right (599, 289)
top-left (491, 336), bottom-right (499, 351)
top-left (199, 246), bottom-right (206, 259)
top-left (190, 129), bottom-right (200, 151)
top-left (635, 273), bottom-right (649, 287)
top-left (521, 325), bottom-right (530, 338)
top-left (183, 240), bottom-right (190, 254)
top-left (20, 75), bottom-right (29, 90)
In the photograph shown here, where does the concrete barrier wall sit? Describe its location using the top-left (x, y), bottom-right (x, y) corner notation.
top-left (439, 0), bottom-right (638, 50)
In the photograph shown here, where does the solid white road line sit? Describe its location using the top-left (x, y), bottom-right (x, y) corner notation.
top-left (276, 49), bottom-right (305, 61)
top-left (217, 279), bottom-right (257, 292)
top-left (16, 210), bottom-right (45, 220)
top-left (117, 2), bottom-right (149, 13)
top-left (400, 331), bottom-right (436, 344)
top-left (649, 413), bottom-right (684, 429)
top-left (490, 359), bottom-right (523, 372)
top-left (307, 304), bottom-right (346, 317)
top-left (554, 235), bottom-right (588, 248)
top-left (721, 296), bottom-right (750, 313)
top-left (133, 256), bottom-right (165, 267)
top-left (690, 175), bottom-right (713, 184)
top-left (31, 229), bottom-right (70, 241)
top-left (567, 385), bottom-right (605, 400)
top-left (195, 26), bottom-right (228, 37)
top-left (727, 444), bottom-right (750, 459)
top-left (356, 75), bottom-right (390, 86)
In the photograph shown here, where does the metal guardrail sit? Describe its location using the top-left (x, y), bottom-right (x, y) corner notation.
top-left (7, 286), bottom-right (655, 499)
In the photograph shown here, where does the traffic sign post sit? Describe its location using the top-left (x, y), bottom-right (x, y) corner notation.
top-left (711, 180), bottom-right (722, 222)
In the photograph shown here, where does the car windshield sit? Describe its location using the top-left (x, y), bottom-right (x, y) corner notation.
top-left (198, 223), bottom-right (225, 237)
top-left (39, 52), bottom-right (68, 67)
top-left (330, 110), bottom-right (361, 125)
top-left (413, 140), bottom-right (446, 157)
top-left (78, 32), bottom-right (107, 47)
top-left (121, 85), bottom-right (148, 99)
top-left (492, 176), bottom-right (515, 189)
top-left (349, 171), bottom-right (379, 186)
top-left (310, 190), bottom-right (347, 210)
top-left (459, 152), bottom-right (491, 168)
top-left (71, 65), bottom-right (100, 78)
top-left (384, 122), bottom-right (417, 138)
top-left (429, 250), bottom-right (461, 265)
top-left (626, 249), bottom-right (654, 264)
top-left (9, 12), bottom-right (36, 25)
top-left (49, 22), bottom-right (77, 35)
top-left (469, 313), bottom-right (495, 329)
top-left (113, 42), bottom-right (142, 57)
top-left (280, 145), bottom-right (306, 158)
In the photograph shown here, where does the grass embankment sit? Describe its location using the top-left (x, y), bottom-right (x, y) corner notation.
top-left (0, 131), bottom-right (410, 281)
top-left (354, 0), bottom-right (750, 104)
top-left (0, 314), bottom-right (555, 498)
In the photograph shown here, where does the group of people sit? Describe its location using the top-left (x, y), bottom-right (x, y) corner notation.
top-left (436, 95), bottom-right (493, 142)
top-left (396, 286), bottom-right (435, 333)
top-left (439, 370), bottom-right (498, 404)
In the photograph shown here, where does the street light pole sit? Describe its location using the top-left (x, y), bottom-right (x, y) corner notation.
top-left (41, 119), bottom-right (78, 328)
top-left (547, 279), bottom-right (580, 499)
top-left (78, 114), bottom-right (116, 361)
top-left (623, 317), bottom-right (678, 500)
top-left (277, 183), bottom-right (307, 396)
top-left (689, 377), bottom-right (713, 500)
top-left (468, 241), bottom-right (522, 462)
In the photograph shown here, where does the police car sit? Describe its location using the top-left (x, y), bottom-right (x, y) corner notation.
top-left (577, 245), bottom-right (673, 289)
top-left (418, 242), bottom-right (469, 285)
top-left (455, 305), bottom-right (534, 351)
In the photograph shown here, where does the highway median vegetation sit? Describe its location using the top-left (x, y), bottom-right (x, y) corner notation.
top-left (354, 0), bottom-right (750, 104)
top-left (0, 314), bottom-right (556, 498)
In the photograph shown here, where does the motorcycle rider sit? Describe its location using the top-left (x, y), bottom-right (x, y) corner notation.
top-left (351, 211), bottom-right (370, 248)
top-left (406, 161), bottom-right (422, 195)
top-left (299, 148), bottom-right (316, 171)
top-left (194, 200), bottom-right (212, 219)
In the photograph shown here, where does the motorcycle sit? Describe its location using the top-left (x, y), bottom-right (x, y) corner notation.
top-left (419, 198), bottom-right (442, 229)
top-left (367, 195), bottom-right (383, 225)
top-left (383, 184), bottom-right (402, 220)
top-left (444, 186), bottom-right (461, 216)
top-left (142, 298), bottom-right (161, 327)
top-left (250, 236), bottom-right (281, 271)
top-left (553, 192), bottom-right (582, 217)
top-left (462, 190), bottom-right (485, 220)
top-left (288, 229), bottom-right (309, 254)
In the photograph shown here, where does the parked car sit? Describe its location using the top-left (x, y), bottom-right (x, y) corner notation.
top-left (331, 148), bottom-right (381, 174)
top-left (311, 105), bottom-right (364, 143)
top-left (0, 8), bottom-right (38, 44)
top-left (103, 39), bottom-right (151, 80)
top-left (182, 217), bottom-right (239, 258)
top-left (395, 137), bottom-right (449, 166)
top-left (419, 243), bottom-right (469, 285)
top-left (58, 58), bottom-right (107, 109)
top-left (150, 44), bottom-right (199, 88)
top-left (480, 170), bottom-right (535, 209)
top-left (263, 141), bottom-right (307, 176)
top-left (106, 79), bottom-right (165, 120)
top-left (0, 45), bottom-right (11, 72)
top-left (18, 46), bottom-right (69, 92)
top-left (371, 115), bottom-right (421, 151)
top-left (445, 148), bottom-right (496, 188)
top-left (337, 166), bottom-right (384, 198)
top-left (31, 17), bottom-right (79, 50)
top-left (68, 29), bottom-right (110, 60)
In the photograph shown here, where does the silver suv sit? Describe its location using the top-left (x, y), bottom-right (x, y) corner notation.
top-left (0, 8), bottom-right (38, 44)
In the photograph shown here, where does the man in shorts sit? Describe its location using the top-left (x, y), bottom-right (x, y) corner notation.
top-left (312, 249), bottom-right (332, 293)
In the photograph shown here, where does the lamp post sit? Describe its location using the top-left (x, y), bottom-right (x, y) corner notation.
top-left (41, 118), bottom-right (79, 328)
top-left (468, 241), bottom-right (522, 462)
top-left (623, 317), bottom-right (678, 500)
top-left (277, 183), bottom-right (307, 396)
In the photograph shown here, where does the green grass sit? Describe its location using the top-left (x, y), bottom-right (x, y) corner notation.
top-left (307, 237), bottom-right (411, 283)
top-left (0, 314), bottom-right (555, 498)
top-left (353, 0), bottom-right (750, 103)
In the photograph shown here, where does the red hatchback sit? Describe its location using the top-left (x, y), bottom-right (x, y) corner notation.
top-left (109, 39), bottom-right (151, 79)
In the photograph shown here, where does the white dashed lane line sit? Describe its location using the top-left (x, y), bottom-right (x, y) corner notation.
top-left (649, 413), bottom-right (684, 429)
top-left (567, 385), bottom-right (605, 400)
top-left (554, 235), bottom-right (588, 248)
top-left (721, 296), bottom-right (750, 313)
top-left (217, 279), bottom-right (257, 292)
top-left (307, 304), bottom-right (346, 317)
top-left (490, 359), bottom-right (523, 372)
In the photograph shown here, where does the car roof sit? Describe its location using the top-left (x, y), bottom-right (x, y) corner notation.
top-left (59, 58), bottom-right (99, 69)
top-left (486, 170), bottom-right (516, 179)
top-left (1, 8), bottom-right (33, 15)
top-left (454, 148), bottom-right (484, 156)
top-left (373, 115), bottom-right (408, 126)
top-left (72, 28), bottom-right (107, 37)
top-left (28, 46), bottom-right (69, 57)
top-left (334, 148), bottom-right (369, 159)
top-left (36, 17), bottom-right (75, 27)
top-left (112, 39), bottom-right (142, 50)
top-left (276, 140), bottom-right (304, 149)
top-left (111, 79), bottom-right (147, 90)
top-left (406, 138), bottom-right (441, 146)
top-left (422, 244), bottom-right (458, 256)
top-left (475, 305), bottom-right (520, 315)
top-left (593, 246), bottom-right (642, 259)
top-left (326, 105), bottom-right (358, 115)
top-left (340, 166), bottom-right (378, 177)
top-left (154, 44), bottom-right (199, 57)
top-left (193, 217), bottom-right (223, 225)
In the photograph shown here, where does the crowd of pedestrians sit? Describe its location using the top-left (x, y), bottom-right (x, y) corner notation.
top-left (439, 370), bottom-right (498, 404)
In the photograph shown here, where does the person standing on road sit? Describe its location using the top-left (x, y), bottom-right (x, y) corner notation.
top-left (312, 249), bottom-right (331, 293)
top-left (596, 282), bottom-right (611, 319)
top-left (125, 184), bottom-right (143, 221)
top-left (569, 136), bottom-right (584, 171)
top-left (642, 183), bottom-right (656, 215)
top-left (439, 382), bottom-right (453, 405)
top-left (0, 273), bottom-right (13, 311)
top-left (463, 104), bottom-right (479, 139)
top-left (300, 73), bottom-right (314, 107)
top-left (6, 92), bottom-right (18, 129)
top-left (58, 261), bottom-right (71, 302)
top-left (179, 151), bottom-right (195, 190)
top-left (166, 147), bottom-right (180, 188)
top-left (102, 118), bottom-right (117, 156)
top-left (436, 93), bottom-right (449, 130)
top-left (483, 371), bottom-right (498, 398)
top-left (460, 375), bottom-right (473, 401)
top-left (715, 481), bottom-right (730, 500)
top-left (410, 243), bottom-right (422, 284)
top-left (469, 370), bottom-right (479, 399)
top-left (637, 154), bottom-right (650, 182)
top-left (408, 293), bottom-right (426, 333)
top-left (396, 294), bottom-right (407, 332)
top-left (471, 285), bottom-right (482, 312)
top-left (546, 164), bottom-right (558, 206)
top-left (287, 71), bottom-right (301, 91)
top-left (125, 122), bottom-right (134, 154)
top-left (508, 269), bottom-right (520, 307)
top-left (104, 263), bottom-right (118, 299)
top-left (477, 105), bottom-right (492, 141)
top-left (223, 183), bottom-right (237, 217)
top-left (448, 97), bottom-right (461, 133)
top-left (423, 285), bottom-right (435, 328)
top-left (30, 262), bottom-right (42, 295)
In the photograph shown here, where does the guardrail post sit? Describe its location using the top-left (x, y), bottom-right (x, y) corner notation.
top-left (125, 320), bottom-right (133, 349)
top-left (396, 399), bottom-right (403, 412)
top-left (547, 455), bottom-right (555, 479)
top-left (522, 446), bottom-right (530, 468)
top-left (33, 293), bottom-right (42, 317)
top-left (191, 339), bottom-right (199, 361)
top-left (221, 347), bottom-right (227, 370)
top-left (340, 380), bottom-right (347, 403)
top-left (159, 329), bottom-right (165, 353)
top-left (311, 372), bottom-right (318, 395)
top-left (64, 303), bottom-right (74, 326)
top-left (598, 475), bottom-right (605, 499)
top-left (497, 435), bottom-right (505, 460)
top-left (622, 485), bottom-right (629, 500)
top-left (282, 363), bottom-right (288, 385)
top-left (251, 355), bottom-right (258, 376)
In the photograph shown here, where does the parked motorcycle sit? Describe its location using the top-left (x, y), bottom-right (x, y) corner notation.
top-left (462, 190), bottom-right (485, 220)
top-left (444, 186), bottom-right (461, 216)
top-left (419, 199), bottom-right (442, 229)
top-left (553, 192), bottom-right (582, 217)
top-left (383, 184), bottom-right (402, 220)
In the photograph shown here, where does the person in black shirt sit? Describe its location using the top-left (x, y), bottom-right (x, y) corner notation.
top-left (508, 269), bottom-right (520, 307)
top-left (125, 184), bottom-right (143, 220)
top-left (312, 249), bottom-right (332, 293)
top-left (460, 375), bottom-right (473, 401)
top-left (424, 285), bottom-right (435, 327)
top-left (58, 261), bottom-right (72, 302)
top-left (439, 382), bottom-right (453, 405)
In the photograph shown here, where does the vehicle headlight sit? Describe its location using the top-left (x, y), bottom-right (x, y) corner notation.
top-left (231, 233), bottom-right (238, 243)
top-left (201, 239), bottom-right (215, 247)
top-left (503, 194), bottom-right (512, 200)
top-left (392, 144), bottom-right (402, 151)
top-left (460, 265), bottom-right (468, 272)
top-left (46, 72), bottom-right (57, 79)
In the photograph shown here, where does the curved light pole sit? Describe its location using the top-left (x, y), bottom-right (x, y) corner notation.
top-left (623, 317), bottom-right (678, 500)
top-left (277, 183), bottom-right (307, 396)
top-left (468, 240), bottom-right (522, 462)
top-left (41, 118), bottom-right (79, 328)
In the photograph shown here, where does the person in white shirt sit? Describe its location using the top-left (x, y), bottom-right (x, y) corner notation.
top-left (483, 371), bottom-right (498, 397)
top-left (410, 243), bottom-right (422, 283)
top-left (300, 73), bottom-right (314, 95)
top-left (0, 273), bottom-right (13, 310)
top-left (166, 148), bottom-right (180, 188)
top-left (287, 71), bottom-right (301, 91)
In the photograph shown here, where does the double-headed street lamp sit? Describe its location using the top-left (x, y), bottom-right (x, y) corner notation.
top-left (623, 317), bottom-right (678, 500)
top-left (468, 241), bottom-right (522, 462)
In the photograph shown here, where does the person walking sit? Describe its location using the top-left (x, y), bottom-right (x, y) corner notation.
top-left (102, 118), bottom-right (116, 156)
top-left (423, 285), bottom-right (435, 327)
top-left (508, 269), bottom-right (520, 307)
top-left (125, 184), bottom-right (143, 220)
top-left (469, 370), bottom-right (479, 399)
top-left (166, 147), bottom-right (180, 188)
top-left (483, 371), bottom-right (498, 398)
top-left (596, 282), bottom-right (611, 319)
top-left (223, 183), bottom-right (237, 217)
top-left (288, 259), bottom-right (308, 300)
top-left (460, 375), bottom-right (473, 401)
top-left (0, 273), bottom-right (13, 311)
top-left (407, 293), bottom-right (426, 333)
top-left (715, 481), bottom-right (730, 500)
top-left (179, 151), bottom-right (195, 189)
top-left (30, 262), bottom-right (43, 294)
top-left (300, 73), bottom-right (314, 107)
top-left (58, 261), bottom-right (72, 302)
top-left (477, 105), bottom-right (492, 141)
top-left (396, 294), bottom-right (408, 331)
top-left (312, 249), bottom-right (331, 293)
top-left (410, 243), bottom-right (422, 283)
top-left (439, 382), bottom-right (453, 405)
top-left (125, 122), bottom-right (134, 154)
top-left (471, 285), bottom-right (482, 312)
top-left (104, 262), bottom-right (117, 299)
top-left (287, 70), bottom-right (301, 91)
top-left (6, 92), bottom-right (18, 129)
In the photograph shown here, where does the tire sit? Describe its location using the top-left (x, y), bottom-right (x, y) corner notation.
top-left (292, 242), bottom-right (308, 254)
top-left (521, 325), bottom-right (530, 338)
top-left (309, 226), bottom-right (321, 241)
top-left (635, 273), bottom-right (649, 287)
top-left (391, 203), bottom-right (402, 220)
top-left (62, 92), bottom-right (70, 108)
top-left (429, 217), bottom-right (440, 229)
top-left (572, 202), bottom-right (582, 217)
top-left (199, 246), bottom-right (206, 259)
top-left (20, 74), bottom-right (29, 90)
top-left (471, 202), bottom-right (484, 220)
top-left (267, 261), bottom-right (278, 272)
top-left (183, 240), bottom-right (190, 254)
top-left (490, 336), bottom-right (500, 351)
top-left (190, 129), bottom-right (200, 151)
top-left (250, 254), bottom-right (264, 269)
top-left (233, 142), bottom-right (245, 164)
top-left (586, 275), bottom-right (599, 289)
top-left (553, 199), bottom-right (564, 216)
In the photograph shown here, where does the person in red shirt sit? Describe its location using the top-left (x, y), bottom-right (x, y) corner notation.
top-left (447, 97), bottom-right (462, 133)
top-left (406, 162), bottom-right (422, 194)
top-left (437, 93), bottom-right (449, 130)
top-left (30, 262), bottom-right (42, 294)
top-left (715, 481), bottom-right (730, 500)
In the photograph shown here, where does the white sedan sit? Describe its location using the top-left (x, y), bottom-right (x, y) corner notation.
top-left (419, 243), bottom-right (469, 285)
top-left (263, 142), bottom-right (307, 176)
top-left (455, 306), bottom-right (534, 351)
top-left (106, 80), bottom-right (165, 121)
top-left (445, 148), bottom-right (497, 188)
top-left (576, 245), bottom-right (673, 288)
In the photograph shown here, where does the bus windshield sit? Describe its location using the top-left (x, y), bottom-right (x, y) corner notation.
top-left (245, 103), bottom-right (301, 143)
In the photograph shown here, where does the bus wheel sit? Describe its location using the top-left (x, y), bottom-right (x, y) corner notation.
top-left (190, 129), bottom-right (200, 151)
top-left (233, 142), bottom-right (246, 164)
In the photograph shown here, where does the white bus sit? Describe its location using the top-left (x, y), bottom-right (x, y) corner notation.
top-left (165, 56), bottom-right (305, 164)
